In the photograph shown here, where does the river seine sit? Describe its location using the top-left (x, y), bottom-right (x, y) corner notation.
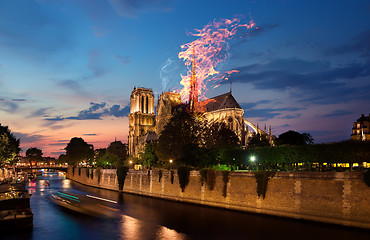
top-left (4, 171), bottom-right (369, 240)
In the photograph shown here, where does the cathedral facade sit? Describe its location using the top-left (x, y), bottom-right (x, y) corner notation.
top-left (128, 87), bottom-right (264, 156)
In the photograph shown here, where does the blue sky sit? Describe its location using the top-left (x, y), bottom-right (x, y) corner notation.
top-left (1, 0), bottom-right (370, 157)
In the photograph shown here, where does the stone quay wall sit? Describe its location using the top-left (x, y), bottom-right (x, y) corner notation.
top-left (67, 167), bottom-right (370, 229)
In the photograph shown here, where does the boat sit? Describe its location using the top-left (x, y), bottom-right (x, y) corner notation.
top-left (50, 191), bottom-right (119, 218)
top-left (0, 183), bottom-right (33, 230)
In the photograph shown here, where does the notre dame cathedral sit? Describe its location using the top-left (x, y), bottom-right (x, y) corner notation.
top-left (128, 86), bottom-right (272, 156)
top-left (128, 49), bottom-right (271, 156)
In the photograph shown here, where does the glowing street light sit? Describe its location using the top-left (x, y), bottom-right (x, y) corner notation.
top-left (129, 160), bottom-right (133, 165)
top-left (250, 156), bottom-right (256, 162)
top-left (169, 159), bottom-right (173, 164)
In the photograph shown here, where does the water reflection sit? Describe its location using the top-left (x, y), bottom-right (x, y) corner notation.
top-left (120, 214), bottom-right (187, 240)
top-left (156, 225), bottom-right (187, 240)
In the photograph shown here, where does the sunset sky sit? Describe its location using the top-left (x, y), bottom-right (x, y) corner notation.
top-left (1, 0), bottom-right (370, 157)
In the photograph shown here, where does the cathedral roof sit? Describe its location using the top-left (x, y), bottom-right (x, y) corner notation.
top-left (142, 131), bottom-right (157, 142)
top-left (204, 92), bottom-right (241, 112)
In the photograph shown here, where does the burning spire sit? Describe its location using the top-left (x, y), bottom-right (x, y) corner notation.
top-left (188, 44), bottom-right (198, 113)
top-left (177, 17), bottom-right (256, 108)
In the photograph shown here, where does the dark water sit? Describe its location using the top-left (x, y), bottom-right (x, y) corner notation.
top-left (4, 171), bottom-right (370, 240)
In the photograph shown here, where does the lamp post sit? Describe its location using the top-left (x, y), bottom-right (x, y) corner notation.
top-left (169, 159), bottom-right (173, 169)
top-left (250, 156), bottom-right (256, 171)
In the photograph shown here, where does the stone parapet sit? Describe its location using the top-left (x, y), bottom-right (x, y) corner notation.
top-left (67, 167), bottom-right (370, 229)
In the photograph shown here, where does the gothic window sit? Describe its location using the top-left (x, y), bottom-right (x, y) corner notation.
top-left (141, 95), bottom-right (144, 113)
top-left (146, 96), bottom-right (149, 113)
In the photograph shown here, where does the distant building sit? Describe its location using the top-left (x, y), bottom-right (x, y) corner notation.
top-left (351, 113), bottom-right (370, 141)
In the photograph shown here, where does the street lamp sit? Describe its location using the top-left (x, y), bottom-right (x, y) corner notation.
top-left (169, 159), bottom-right (173, 164)
top-left (250, 156), bottom-right (256, 162)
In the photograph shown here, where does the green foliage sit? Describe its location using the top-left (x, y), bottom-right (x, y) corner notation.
top-left (199, 168), bottom-right (208, 186)
top-left (248, 133), bottom-right (270, 148)
top-left (107, 141), bottom-right (128, 165)
top-left (96, 167), bottom-right (102, 184)
top-left (26, 147), bottom-right (43, 165)
top-left (203, 122), bottom-right (240, 149)
top-left (218, 147), bottom-right (244, 166)
top-left (364, 170), bottom-right (370, 187)
top-left (277, 130), bottom-right (313, 146)
top-left (155, 111), bottom-right (202, 167)
top-left (65, 137), bottom-right (94, 166)
top-left (58, 154), bottom-right (68, 164)
top-left (170, 170), bottom-right (174, 184)
top-left (254, 171), bottom-right (276, 199)
top-left (0, 124), bottom-right (20, 167)
top-left (206, 169), bottom-right (216, 191)
top-left (140, 142), bottom-right (158, 168)
top-left (222, 171), bottom-right (230, 198)
top-left (116, 166), bottom-right (129, 191)
top-left (244, 140), bottom-right (370, 171)
top-left (97, 152), bottom-right (120, 167)
top-left (159, 169), bottom-right (162, 182)
top-left (95, 148), bottom-right (107, 167)
top-left (177, 166), bottom-right (191, 192)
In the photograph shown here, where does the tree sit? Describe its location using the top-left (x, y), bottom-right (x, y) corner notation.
top-left (65, 137), bottom-right (94, 166)
top-left (95, 148), bottom-right (107, 167)
top-left (276, 130), bottom-right (314, 146)
top-left (203, 122), bottom-right (240, 150)
top-left (107, 141), bottom-right (128, 166)
top-left (58, 154), bottom-right (68, 164)
top-left (26, 147), bottom-right (43, 166)
top-left (247, 133), bottom-right (270, 148)
top-left (155, 110), bottom-right (202, 167)
top-left (0, 124), bottom-right (20, 167)
top-left (140, 142), bottom-right (158, 168)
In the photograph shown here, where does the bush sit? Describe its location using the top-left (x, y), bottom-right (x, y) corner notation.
top-left (159, 169), bottom-right (162, 183)
top-left (222, 171), bottom-right (230, 198)
top-left (199, 168), bottom-right (208, 186)
top-left (206, 169), bottom-right (216, 191)
top-left (364, 170), bottom-right (370, 187)
top-left (116, 166), bottom-right (129, 191)
top-left (97, 167), bottom-right (102, 184)
top-left (170, 170), bottom-right (174, 184)
top-left (254, 171), bottom-right (276, 199)
top-left (177, 166), bottom-right (191, 192)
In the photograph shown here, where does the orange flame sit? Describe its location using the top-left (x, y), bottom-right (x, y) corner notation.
top-left (177, 17), bottom-right (256, 105)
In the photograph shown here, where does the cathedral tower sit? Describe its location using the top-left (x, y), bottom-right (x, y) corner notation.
top-left (128, 87), bottom-right (155, 156)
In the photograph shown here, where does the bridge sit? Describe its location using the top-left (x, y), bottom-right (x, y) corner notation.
top-left (15, 166), bottom-right (68, 172)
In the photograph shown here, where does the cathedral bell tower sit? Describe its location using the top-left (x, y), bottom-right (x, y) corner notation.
top-left (128, 87), bottom-right (155, 156)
